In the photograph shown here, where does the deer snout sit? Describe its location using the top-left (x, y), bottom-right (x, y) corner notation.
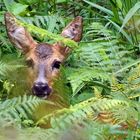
top-left (32, 82), bottom-right (52, 98)
top-left (32, 64), bottom-right (52, 98)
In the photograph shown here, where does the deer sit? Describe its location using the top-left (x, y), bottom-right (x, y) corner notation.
top-left (4, 13), bottom-right (83, 99)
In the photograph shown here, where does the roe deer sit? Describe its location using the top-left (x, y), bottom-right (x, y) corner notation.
top-left (4, 13), bottom-right (83, 99)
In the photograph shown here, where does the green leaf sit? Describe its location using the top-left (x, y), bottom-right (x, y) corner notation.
top-left (18, 0), bottom-right (39, 5)
top-left (11, 2), bottom-right (28, 15)
top-left (18, 20), bottom-right (78, 48)
top-left (0, 95), bottom-right (46, 122)
top-left (3, 0), bottom-right (28, 15)
top-left (83, 0), bottom-right (113, 16)
top-left (3, 0), bottom-right (14, 12)
top-left (56, 0), bottom-right (67, 3)
top-left (115, 59), bottom-right (140, 74)
top-left (120, 2), bottom-right (140, 31)
top-left (106, 19), bottom-right (133, 44)
top-left (66, 68), bottom-right (110, 96)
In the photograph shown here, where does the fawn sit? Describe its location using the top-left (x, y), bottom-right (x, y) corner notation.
top-left (4, 13), bottom-right (83, 99)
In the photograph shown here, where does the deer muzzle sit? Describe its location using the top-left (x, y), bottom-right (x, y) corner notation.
top-left (32, 64), bottom-right (52, 98)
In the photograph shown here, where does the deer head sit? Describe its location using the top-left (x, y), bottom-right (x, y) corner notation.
top-left (4, 12), bottom-right (83, 99)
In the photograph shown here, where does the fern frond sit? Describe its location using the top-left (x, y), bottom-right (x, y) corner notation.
top-left (1, 120), bottom-right (140, 140)
top-left (16, 16), bottom-right (78, 48)
top-left (0, 95), bottom-right (46, 124)
top-left (66, 68), bottom-right (110, 95)
top-left (37, 97), bottom-right (129, 128)
top-left (68, 24), bottom-right (135, 89)
top-left (75, 39), bottom-right (132, 72)
top-left (18, 14), bottom-right (65, 33)
top-left (0, 25), bottom-right (13, 53)
top-left (0, 34), bottom-right (11, 50)
top-left (66, 21), bottom-right (136, 96)
top-left (126, 64), bottom-right (140, 98)
top-left (112, 64), bottom-right (140, 99)
top-left (0, 61), bottom-right (24, 78)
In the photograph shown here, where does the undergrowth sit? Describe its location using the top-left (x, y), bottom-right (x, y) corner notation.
top-left (0, 0), bottom-right (140, 139)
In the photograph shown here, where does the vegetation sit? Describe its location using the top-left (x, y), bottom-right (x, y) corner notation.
top-left (0, 0), bottom-right (140, 139)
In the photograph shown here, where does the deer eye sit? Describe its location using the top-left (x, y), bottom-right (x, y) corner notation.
top-left (74, 24), bottom-right (79, 28)
top-left (52, 60), bottom-right (61, 69)
top-left (26, 59), bottom-right (34, 68)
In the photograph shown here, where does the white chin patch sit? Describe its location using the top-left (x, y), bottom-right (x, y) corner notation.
top-left (41, 95), bottom-right (48, 99)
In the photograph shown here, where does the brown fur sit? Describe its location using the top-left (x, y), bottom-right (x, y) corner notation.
top-left (25, 43), bottom-right (65, 89)
top-left (4, 12), bottom-right (83, 98)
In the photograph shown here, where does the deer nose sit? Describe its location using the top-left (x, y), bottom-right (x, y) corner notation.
top-left (32, 82), bottom-right (52, 98)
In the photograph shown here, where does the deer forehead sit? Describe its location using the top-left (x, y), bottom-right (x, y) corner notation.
top-left (35, 43), bottom-right (53, 59)
top-left (26, 43), bottom-right (64, 63)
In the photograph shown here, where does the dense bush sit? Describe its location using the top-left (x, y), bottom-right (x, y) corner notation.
top-left (0, 0), bottom-right (140, 139)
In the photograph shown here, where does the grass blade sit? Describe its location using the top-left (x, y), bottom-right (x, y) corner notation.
top-left (120, 2), bottom-right (140, 31)
top-left (83, 0), bottom-right (113, 16)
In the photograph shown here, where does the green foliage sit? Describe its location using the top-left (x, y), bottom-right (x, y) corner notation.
top-left (3, 0), bottom-right (28, 15)
top-left (1, 0), bottom-right (140, 139)
top-left (83, 0), bottom-right (140, 46)
top-left (18, 14), bottom-right (65, 33)
top-left (17, 17), bottom-right (78, 48)
top-left (112, 63), bottom-right (140, 99)
top-left (0, 60), bottom-right (24, 79)
top-left (66, 67), bottom-right (110, 96)
top-left (37, 97), bottom-right (128, 126)
top-left (0, 96), bottom-right (139, 140)
top-left (0, 95), bottom-right (46, 127)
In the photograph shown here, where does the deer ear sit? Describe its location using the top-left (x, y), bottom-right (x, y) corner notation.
top-left (4, 12), bottom-right (37, 53)
top-left (61, 16), bottom-right (83, 42)
top-left (54, 16), bottom-right (83, 56)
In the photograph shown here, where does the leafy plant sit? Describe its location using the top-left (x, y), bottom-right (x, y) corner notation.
top-left (83, 0), bottom-right (140, 47)
top-left (0, 0), bottom-right (140, 139)
top-left (0, 95), bottom-right (46, 127)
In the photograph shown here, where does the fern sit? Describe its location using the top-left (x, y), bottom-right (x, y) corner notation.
top-left (0, 96), bottom-right (139, 140)
top-left (111, 63), bottom-right (140, 99)
top-left (0, 95), bottom-right (46, 126)
top-left (0, 34), bottom-right (12, 52)
top-left (37, 97), bottom-right (131, 127)
top-left (18, 14), bottom-right (65, 33)
top-left (127, 64), bottom-right (140, 97)
top-left (1, 121), bottom-right (139, 140)
top-left (15, 16), bottom-right (78, 48)
top-left (73, 22), bottom-right (135, 72)
top-left (0, 61), bottom-right (24, 78)
top-left (65, 23), bottom-right (116, 95)
top-left (1, 1), bottom-right (140, 139)
top-left (0, 24), bottom-right (13, 53)
top-left (35, 97), bottom-right (140, 140)
top-left (65, 21), bottom-right (136, 96)
top-left (66, 67), bottom-right (110, 96)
